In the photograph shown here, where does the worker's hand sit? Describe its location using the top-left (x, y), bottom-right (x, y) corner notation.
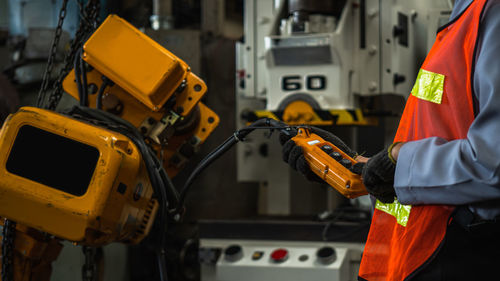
top-left (361, 145), bottom-right (399, 203)
top-left (279, 127), bottom-right (356, 182)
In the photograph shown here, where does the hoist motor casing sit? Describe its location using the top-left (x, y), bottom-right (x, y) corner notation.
top-left (82, 14), bottom-right (197, 112)
top-left (63, 15), bottom-right (219, 177)
top-left (0, 107), bottom-right (158, 245)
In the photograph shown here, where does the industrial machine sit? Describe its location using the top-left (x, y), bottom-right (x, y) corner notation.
top-left (236, 0), bottom-right (453, 215)
top-left (236, 0), bottom-right (453, 123)
top-left (198, 219), bottom-right (369, 281)
top-left (200, 239), bottom-right (363, 281)
top-left (0, 14), bottom-right (219, 281)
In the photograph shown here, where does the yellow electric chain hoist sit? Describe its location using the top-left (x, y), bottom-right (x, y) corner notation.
top-left (0, 107), bottom-right (158, 244)
top-left (0, 14), bottom-right (219, 281)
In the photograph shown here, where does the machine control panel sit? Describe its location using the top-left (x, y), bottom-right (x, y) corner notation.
top-left (200, 240), bottom-right (363, 281)
top-left (219, 244), bottom-right (343, 266)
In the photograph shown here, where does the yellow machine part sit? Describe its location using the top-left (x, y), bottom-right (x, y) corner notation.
top-left (0, 221), bottom-right (63, 281)
top-left (250, 100), bottom-right (377, 126)
top-left (63, 14), bottom-right (219, 177)
top-left (0, 107), bottom-right (158, 245)
top-left (83, 15), bottom-right (196, 111)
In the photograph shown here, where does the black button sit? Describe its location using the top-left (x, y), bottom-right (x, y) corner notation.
top-left (316, 246), bottom-right (336, 265)
top-left (340, 159), bottom-right (352, 169)
top-left (321, 145), bottom-right (334, 154)
top-left (117, 182), bottom-right (127, 194)
top-left (224, 245), bottom-right (243, 262)
top-left (351, 162), bottom-right (365, 175)
top-left (329, 151), bottom-right (342, 161)
top-left (298, 254), bottom-right (309, 262)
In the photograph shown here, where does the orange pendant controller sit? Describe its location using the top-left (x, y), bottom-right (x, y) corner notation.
top-left (291, 128), bottom-right (368, 198)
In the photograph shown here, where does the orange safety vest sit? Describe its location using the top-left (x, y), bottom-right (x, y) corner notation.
top-left (358, 0), bottom-right (488, 280)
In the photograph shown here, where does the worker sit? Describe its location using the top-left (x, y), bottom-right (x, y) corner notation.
top-left (280, 0), bottom-right (500, 280)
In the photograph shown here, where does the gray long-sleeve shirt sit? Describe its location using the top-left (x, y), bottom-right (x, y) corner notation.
top-left (394, 0), bottom-right (500, 220)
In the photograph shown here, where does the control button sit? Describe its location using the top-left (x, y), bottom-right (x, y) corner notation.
top-left (224, 245), bottom-right (243, 262)
top-left (298, 254), bottom-right (309, 262)
top-left (270, 248), bottom-right (289, 263)
top-left (329, 151), bottom-right (342, 161)
top-left (340, 158), bottom-right (352, 169)
top-left (351, 162), bottom-right (364, 175)
top-left (321, 145), bottom-right (334, 154)
top-left (252, 251), bottom-right (264, 261)
top-left (316, 246), bottom-right (336, 265)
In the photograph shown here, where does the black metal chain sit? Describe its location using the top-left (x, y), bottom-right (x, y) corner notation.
top-left (38, 0), bottom-right (101, 110)
top-left (1, 219), bottom-right (16, 281)
top-left (81, 246), bottom-right (98, 281)
top-left (37, 0), bottom-right (69, 108)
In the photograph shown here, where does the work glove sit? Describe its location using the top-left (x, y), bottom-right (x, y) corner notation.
top-left (279, 127), bottom-right (357, 182)
top-left (361, 146), bottom-right (398, 203)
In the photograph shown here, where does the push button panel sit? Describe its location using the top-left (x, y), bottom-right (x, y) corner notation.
top-left (314, 140), bottom-right (360, 174)
top-left (203, 239), bottom-right (364, 281)
top-left (218, 244), bottom-right (347, 267)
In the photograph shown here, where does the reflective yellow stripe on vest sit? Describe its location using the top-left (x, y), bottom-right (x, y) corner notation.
top-left (375, 200), bottom-right (412, 227)
top-left (411, 69), bottom-right (445, 104)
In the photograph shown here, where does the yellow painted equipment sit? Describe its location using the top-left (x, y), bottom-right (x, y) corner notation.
top-left (0, 14), bottom-right (219, 281)
top-left (292, 128), bottom-right (368, 198)
top-left (63, 15), bottom-right (219, 177)
top-left (0, 221), bottom-right (63, 281)
top-left (246, 105), bottom-right (377, 126)
top-left (82, 15), bottom-right (193, 111)
top-left (0, 107), bottom-right (158, 245)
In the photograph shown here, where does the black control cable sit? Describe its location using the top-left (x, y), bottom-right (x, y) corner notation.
top-left (66, 106), bottom-right (177, 281)
top-left (74, 49), bottom-right (88, 107)
top-left (96, 76), bottom-right (114, 110)
top-left (174, 118), bottom-right (297, 216)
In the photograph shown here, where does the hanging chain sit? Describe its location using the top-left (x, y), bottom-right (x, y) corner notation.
top-left (1, 219), bottom-right (16, 281)
top-left (38, 0), bottom-right (101, 110)
top-left (81, 246), bottom-right (98, 281)
top-left (37, 0), bottom-right (69, 108)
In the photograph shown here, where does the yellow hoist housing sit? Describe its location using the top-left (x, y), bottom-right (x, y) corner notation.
top-left (0, 107), bottom-right (158, 245)
top-left (63, 15), bottom-right (219, 177)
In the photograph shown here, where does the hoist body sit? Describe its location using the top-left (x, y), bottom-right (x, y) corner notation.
top-left (62, 15), bottom-right (219, 177)
top-left (0, 14), bottom-right (219, 281)
top-left (0, 107), bottom-right (158, 245)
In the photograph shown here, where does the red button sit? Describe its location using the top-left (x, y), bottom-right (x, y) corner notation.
top-left (270, 248), bottom-right (289, 263)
